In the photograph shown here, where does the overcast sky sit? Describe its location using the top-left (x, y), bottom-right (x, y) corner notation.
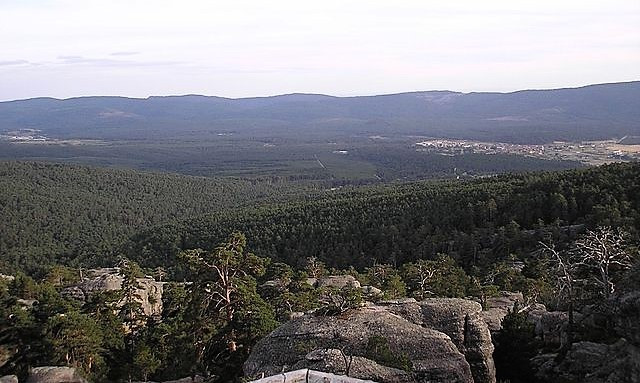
top-left (1, 0), bottom-right (639, 101)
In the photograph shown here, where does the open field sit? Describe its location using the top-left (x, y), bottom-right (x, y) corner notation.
top-left (0, 134), bottom-right (581, 183)
top-left (608, 143), bottom-right (640, 154)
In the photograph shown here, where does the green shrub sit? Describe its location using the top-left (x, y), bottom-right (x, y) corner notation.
top-left (365, 335), bottom-right (411, 371)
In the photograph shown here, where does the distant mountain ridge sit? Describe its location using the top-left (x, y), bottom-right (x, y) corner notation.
top-left (1, 81), bottom-right (639, 143)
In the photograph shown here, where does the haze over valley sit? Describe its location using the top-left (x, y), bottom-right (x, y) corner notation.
top-left (2, 1), bottom-right (640, 382)
top-left (1, 81), bottom-right (639, 182)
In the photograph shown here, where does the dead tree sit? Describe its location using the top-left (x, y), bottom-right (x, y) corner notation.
top-left (540, 226), bottom-right (635, 351)
top-left (539, 241), bottom-right (579, 350)
top-left (573, 227), bottom-right (633, 299)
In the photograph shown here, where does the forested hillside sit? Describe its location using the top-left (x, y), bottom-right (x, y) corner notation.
top-left (0, 161), bottom-right (315, 274)
top-left (126, 162), bottom-right (640, 273)
top-left (0, 139), bottom-right (579, 181)
top-left (2, 161), bottom-right (639, 382)
top-left (2, 161), bottom-right (638, 277)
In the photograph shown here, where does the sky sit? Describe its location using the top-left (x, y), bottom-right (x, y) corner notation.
top-left (1, 0), bottom-right (639, 101)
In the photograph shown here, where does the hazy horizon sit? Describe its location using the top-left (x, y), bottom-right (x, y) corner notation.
top-left (2, 0), bottom-right (639, 101)
top-left (2, 79), bottom-right (639, 103)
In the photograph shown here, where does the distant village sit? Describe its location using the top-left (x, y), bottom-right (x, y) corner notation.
top-left (416, 137), bottom-right (640, 165)
top-left (0, 129), bottom-right (48, 142)
top-left (0, 129), bottom-right (104, 146)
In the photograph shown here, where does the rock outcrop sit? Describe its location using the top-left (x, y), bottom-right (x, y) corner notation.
top-left (379, 299), bottom-right (495, 383)
top-left (245, 298), bottom-right (498, 383)
top-left (530, 310), bottom-right (572, 348)
top-left (133, 376), bottom-right (205, 383)
top-left (293, 349), bottom-right (410, 383)
top-left (315, 276), bottom-right (361, 289)
top-left (249, 369), bottom-right (377, 383)
top-left (534, 339), bottom-right (640, 383)
top-left (360, 286), bottom-right (383, 299)
top-left (480, 292), bottom-right (523, 332)
top-left (26, 367), bottom-right (87, 383)
top-left (305, 276), bottom-right (384, 300)
top-left (62, 268), bottom-right (163, 317)
top-left (479, 292), bottom-right (569, 349)
top-left (527, 290), bottom-right (640, 382)
top-left (419, 299), bottom-right (495, 383)
top-left (0, 376), bottom-right (18, 383)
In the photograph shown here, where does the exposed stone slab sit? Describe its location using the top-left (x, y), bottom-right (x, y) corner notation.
top-left (244, 304), bottom-right (477, 383)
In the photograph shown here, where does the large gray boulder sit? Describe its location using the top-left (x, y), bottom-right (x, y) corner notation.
top-left (379, 299), bottom-right (495, 383)
top-left (243, 305), bottom-right (474, 383)
top-left (249, 369), bottom-right (377, 383)
top-left (62, 268), bottom-right (163, 317)
top-left (26, 367), bottom-right (87, 383)
top-left (316, 276), bottom-right (362, 289)
top-left (133, 376), bottom-right (205, 383)
top-left (0, 376), bottom-right (18, 383)
top-left (418, 299), bottom-right (496, 383)
top-left (293, 349), bottom-right (412, 383)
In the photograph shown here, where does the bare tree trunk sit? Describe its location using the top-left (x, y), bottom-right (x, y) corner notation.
top-left (566, 295), bottom-right (574, 349)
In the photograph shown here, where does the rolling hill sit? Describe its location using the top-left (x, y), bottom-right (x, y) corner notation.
top-left (1, 81), bottom-right (639, 143)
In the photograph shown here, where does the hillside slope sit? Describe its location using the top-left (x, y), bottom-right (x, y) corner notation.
top-left (3, 161), bottom-right (638, 275)
top-left (126, 162), bottom-right (640, 271)
top-left (0, 161), bottom-right (311, 273)
top-left (1, 81), bottom-right (639, 143)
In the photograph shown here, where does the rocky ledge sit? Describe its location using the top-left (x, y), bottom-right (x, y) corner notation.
top-left (61, 268), bottom-right (163, 317)
top-left (533, 339), bottom-right (640, 383)
top-left (248, 369), bottom-right (376, 383)
top-left (244, 298), bottom-right (496, 383)
top-left (24, 367), bottom-right (87, 383)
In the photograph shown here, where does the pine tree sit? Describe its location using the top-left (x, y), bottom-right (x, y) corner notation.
top-left (493, 303), bottom-right (539, 383)
top-left (44, 310), bottom-right (104, 377)
top-left (178, 232), bottom-right (276, 380)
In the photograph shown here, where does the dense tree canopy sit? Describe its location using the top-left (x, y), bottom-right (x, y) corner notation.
top-left (1, 161), bottom-right (639, 382)
top-left (0, 161), bottom-right (316, 274)
top-left (126, 162), bottom-right (640, 275)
